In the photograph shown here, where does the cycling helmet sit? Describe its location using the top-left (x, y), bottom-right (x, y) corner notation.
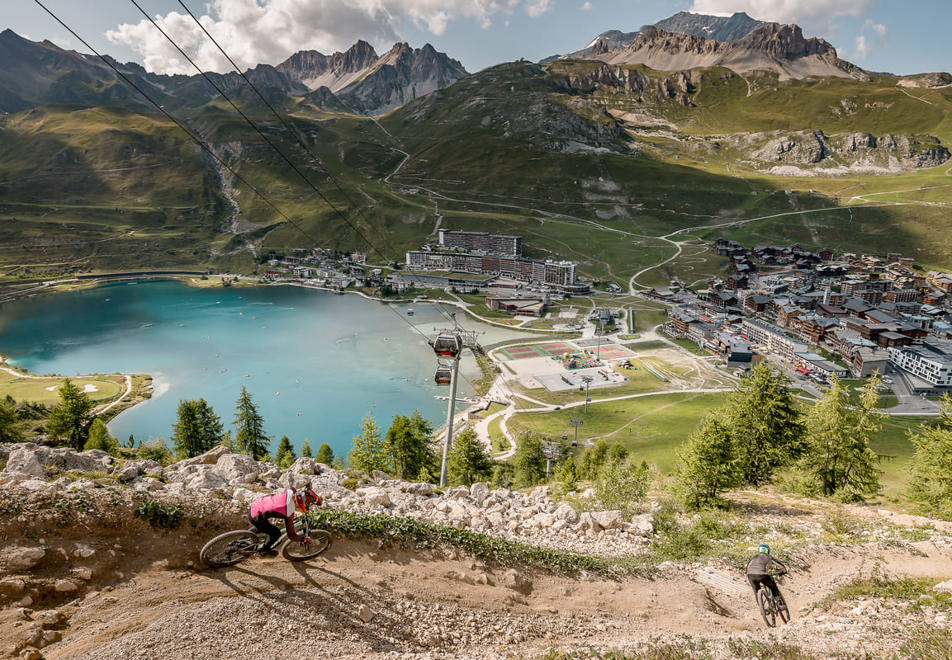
top-left (293, 485), bottom-right (320, 513)
top-left (758, 543), bottom-right (770, 554)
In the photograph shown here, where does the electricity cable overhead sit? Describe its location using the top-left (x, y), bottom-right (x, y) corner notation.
top-left (173, 0), bottom-right (394, 257)
top-left (33, 0), bottom-right (485, 396)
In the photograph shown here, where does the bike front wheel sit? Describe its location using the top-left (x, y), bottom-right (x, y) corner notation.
top-left (200, 530), bottom-right (261, 567)
top-left (756, 587), bottom-right (777, 627)
top-left (280, 530), bottom-right (332, 562)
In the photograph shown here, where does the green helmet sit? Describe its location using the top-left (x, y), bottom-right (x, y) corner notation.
top-left (758, 543), bottom-right (770, 554)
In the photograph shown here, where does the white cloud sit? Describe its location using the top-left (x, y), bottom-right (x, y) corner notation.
top-left (863, 19), bottom-right (887, 40)
top-left (581, 1), bottom-right (592, 10)
top-left (526, 0), bottom-right (553, 17)
top-left (854, 35), bottom-right (870, 59)
top-left (107, 0), bottom-right (525, 74)
top-left (688, 0), bottom-right (872, 36)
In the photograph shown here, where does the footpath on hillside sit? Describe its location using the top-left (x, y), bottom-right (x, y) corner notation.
top-left (2, 443), bottom-right (952, 659)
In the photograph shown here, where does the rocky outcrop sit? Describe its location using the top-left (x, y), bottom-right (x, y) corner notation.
top-left (0, 443), bottom-right (655, 558)
top-left (727, 130), bottom-right (950, 174)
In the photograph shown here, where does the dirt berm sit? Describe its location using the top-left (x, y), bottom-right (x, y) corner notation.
top-left (2, 486), bottom-right (952, 659)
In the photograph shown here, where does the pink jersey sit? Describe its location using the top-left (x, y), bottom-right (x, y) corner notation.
top-left (250, 489), bottom-right (295, 520)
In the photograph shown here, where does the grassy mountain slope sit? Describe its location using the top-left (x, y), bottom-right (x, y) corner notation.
top-left (1, 57), bottom-right (951, 287)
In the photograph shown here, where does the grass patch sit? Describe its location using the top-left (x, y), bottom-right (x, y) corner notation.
top-left (0, 371), bottom-right (123, 405)
top-left (488, 416), bottom-right (509, 453)
top-left (820, 573), bottom-right (950, 611)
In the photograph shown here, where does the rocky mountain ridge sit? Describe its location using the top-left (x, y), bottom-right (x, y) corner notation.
top-left (0, 29), bottom-right (465, 116)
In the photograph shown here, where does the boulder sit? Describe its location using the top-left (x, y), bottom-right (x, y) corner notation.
top-left (0, 577), bottom-right (26, 595)
top-left (470, 482), bottom-right (490, 504)
top-left (629, 513), bottom-right (654, 536)
top-left (357, 604), bottom-right (375, 622)
top-left (356, 487), bottom-right (391, 507)
top-left (72, 544), bottom-right (95, 559)
top-left (371, 470), bottom-right (392, 483)
top-left (554, 502), bottom-right (580, 525)
top-left (129, 477), bottom-right (164, 492)
top-left (185, 469), bottom-right (229, 491)
top-left (935, 580), bottom-right (952, 594)
top-left (577, 511), bottom-right (599, 532)
top-left (53, 580), bottom-right (78, 593)
top-left (502, 568), bottom-right (532, 594)
top-left (47, 448), bottom-right (112, 473)
top-left (447, 486), bottom-right (471, 500)
top-left (232, 487), bottom-right (258, 503)
top-left (3, 447), bottom-right (47, 479)
top-left (287, 457), bottom-right (320, 476)
top-left (117, 465), bottom-right (141, 484)
top-left (66, 478), bottom-right (100, 492)
top-left (212, 454), bottom-right (260, 484)
top-left (19, 479), bottom-right (51, 491)
top-left (170, 445), bottom-right (230, 469)
top-left (592, 510), bottom-right (624, 530)
top-left (404, 482), bottom-right (433, 496)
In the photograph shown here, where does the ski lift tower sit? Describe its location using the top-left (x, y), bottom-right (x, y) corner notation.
top-left (432, 313), bottom-right (480, 487)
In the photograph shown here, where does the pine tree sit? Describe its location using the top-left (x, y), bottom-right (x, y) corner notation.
top-left (386, 410), bottom-right (437, 480)
top-left (727, 362), bottom-right (805, 485)
top-left (0, 396), bottom-right (22, 443)
top-left (348, 413), bottom-right (389, 474)
top-left (512, 431), bottom-right (547, 487)
top-left (233, 386), bottom-right (270, 460)
top-left (275, 435), bottom-right (296, 468)
top-left (47, 378), bottom-right (95, 450)
top-left (908, 395), bottom-right (952, 518)
top-left (446, 427), bottom-right (493, 486)
top-left (171, 398), bottom-right (224, 458)
top-left (300, 440), bottom-right (313, 458)
top-left (315, 443), bottom-right (334, 465)
top-left (558, 455), bottom-right (578, 493)
top-left (84, 418), bottom-right (119, 454)
top-left (804, 375), bottom-right (882, 501)
top-left (676, 411), bottom-right (740, 509)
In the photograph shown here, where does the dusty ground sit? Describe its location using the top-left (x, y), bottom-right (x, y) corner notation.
top-left (2, 488), bottom-right (951, 659)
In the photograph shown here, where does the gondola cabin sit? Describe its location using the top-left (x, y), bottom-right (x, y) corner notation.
top-left (433, 332), bottom-right (462, 358)
top-left (434, 366), bottom-right (453, 385)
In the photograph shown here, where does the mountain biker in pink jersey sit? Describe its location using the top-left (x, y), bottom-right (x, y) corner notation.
top-left (249, 485), bottom-right (322, 555)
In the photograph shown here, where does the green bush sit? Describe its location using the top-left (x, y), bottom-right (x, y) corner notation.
top-left (134, 498), bottom-right (184, 529)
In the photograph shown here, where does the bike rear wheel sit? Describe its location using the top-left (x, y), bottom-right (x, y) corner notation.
top-left (200, 530), bottom-right (261, 567)
top-left (280, 530), bottom-right (332, 562)
top-left (756, 587), bottom-right (777, 627)
top-left (775, 590), bottom-right (790, 624)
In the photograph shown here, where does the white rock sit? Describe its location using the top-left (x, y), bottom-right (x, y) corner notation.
top-left (5, 547), bottom-right (46, 571)
top-left (357, 604), bottom-right (375, 622)
top-left (554, 502), bottom-right (580, 524)
top-left (2, 447), bottom-right (47, 479)
top-left (405, 482), bottom-right (433, 497)
top-left (629, 513), bottom-right (654, 536)
top-left (288, 457), bottom-right (319, 475)
top-left (0, 577), bottom-right (26, 595)
top-left (356, 487), bottom-right (391, 507)
top-left (232, 487), bottom-right (258, 503)
top-left (72, 567), bottom-right (93, 581)
top-left (19, 479), bottom-right (50, 491)
top-left (577, 512), bottom-right (598, 532)
top-left (170, 445), bottom-right (230, 469)
top-left (592, 510), bottom-right (624, 530)
top-left (212, 453), bottom-right (260, 484)
top-left (53, 579), bottom-right (78, 593)
top-left (470, 482), bottom-right (490, 504)
top-left (935, 580), bottom-right (952, 594)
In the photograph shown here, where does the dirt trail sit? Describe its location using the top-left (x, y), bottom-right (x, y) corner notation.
top-left (3, 488), bottom-right (951, 659)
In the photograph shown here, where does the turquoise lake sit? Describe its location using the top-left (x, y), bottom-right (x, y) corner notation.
top-left (0, 280), bottom-right (522, 457)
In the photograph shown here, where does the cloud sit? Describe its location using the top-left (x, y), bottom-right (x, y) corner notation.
top-left (863, 19), bottom-right (887, 40)
top-left (107, 0), bottom-right (525, 74)
top-left (526, 0), bottom-right (553, 17)
top-left (854, 35), bottom-right (870, 59)
top-left (688, 0), bottom-right (873, 36)
top-left (581, 1), bottom-right (592, 9)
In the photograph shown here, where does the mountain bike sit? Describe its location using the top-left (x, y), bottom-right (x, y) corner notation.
top-left (200, 510), bottom-right (332, 568)
top-left (755, 572), bottom-right (790, 627)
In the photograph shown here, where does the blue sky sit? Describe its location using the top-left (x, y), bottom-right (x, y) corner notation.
top-left (8, 1), bottom-right (950, 76)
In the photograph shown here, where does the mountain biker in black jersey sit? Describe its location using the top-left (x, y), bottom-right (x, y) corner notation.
top-left (746, 543), bottom-right (787, 598)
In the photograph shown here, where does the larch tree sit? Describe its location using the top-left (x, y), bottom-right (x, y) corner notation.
top-left (726, 362), bottom-right (805, 485)
top-left (300, 440), bottom-right (313, 458)
top-left (0, 396), bottom-right (22, 443)
top-left (676, 411), bottom-right (740, 509)
top-left (804, 375), bottom-right (882, 501)
top-left (84, 418), bottom-right (119, 454)
top-left (386, 410), bottom-right (437, 480)
top-left (907, 394), bottom-right (952, 518)
top-left (233, 386), bottom-right (270, 461)
top-left (348, 413), bottom-right (389, 474)
top-left (446, 427), bottom-right (493, 486)
top-left (47, 378), bottom-right (95, 450)
top-left (314, 443), bottom-right (334, 465)
top-left (171, 398), bottom-right (224, 458)
top-left (275, 435), bottom-right (296, 468)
